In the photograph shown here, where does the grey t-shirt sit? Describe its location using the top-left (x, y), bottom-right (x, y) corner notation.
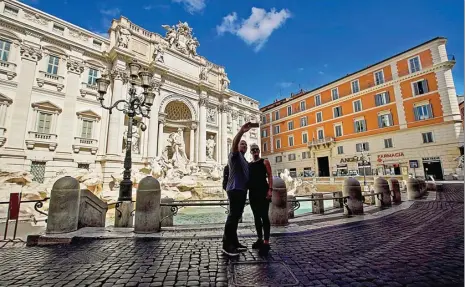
top-left (226, 151), bottom-right (249, 192)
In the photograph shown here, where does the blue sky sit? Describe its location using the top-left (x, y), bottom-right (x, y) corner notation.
top-left (22, 0), bottom-right (464, 107)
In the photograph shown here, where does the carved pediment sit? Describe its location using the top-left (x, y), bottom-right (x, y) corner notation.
top-left (0, 28), bottom-right (20, 42)
top-left (85, 59), bottom-right (106, 69)
top-left (42, 45), bottom-right (68, 57)
top-left (76, 109), bottom-right (101, 120)
top-left (31, 101), bottom-right (62, 113)
top-left (0, 93), bottom-right (12, 105)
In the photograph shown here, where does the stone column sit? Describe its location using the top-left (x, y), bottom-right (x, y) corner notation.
top-left (5, 45), bottom-right (42, 151)
top-left (231, 111), bottom-right (238, 136)
top-left (198, 93), bottom-right (208, 165)
top-left (220, 103), bottom-right (228, 165)
top-left (147, 83), bottom-right (161, 158)
top-left (106, 66), bottom-right (128, 155)
top-left (190, 123), bottom-right (196, 161)
top-left (55, 59), bottom-right (84, 158)
top-left (157, 115), bottom-right (166, 156)
top-left (194, 125), bottom-right (199, 163)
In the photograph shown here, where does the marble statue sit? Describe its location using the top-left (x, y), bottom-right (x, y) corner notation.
top-left (186, 37), bottom-right (199, 57)
top-left (219, 68), bottom-right (230, 91)
top-left (162, 25), bottom-right (177, 47)
top-left (117, 27), bottom-right (131, 49)
top-left (123, 125), bottom-right (140, 154)
top-left (455, 155), bottom-right (464, 169)
top-left (206, 135), bottom-right (216, 160)
top-left (153, 43), bottom-right (165, 63)
top-left (207, 107), bottom-right (216, 123)
top-left (280, 169), bottom-right (303, 196)
top-left (162, 21), bottom-right (199, 57)
top-left (199, 63), bottom-right (213, 81)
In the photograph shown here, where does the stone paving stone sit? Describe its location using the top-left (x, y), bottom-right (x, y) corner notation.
top-left (0, 189), bottom-right (463, 286)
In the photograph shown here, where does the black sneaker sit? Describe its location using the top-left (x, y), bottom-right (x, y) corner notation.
top-left (222, 246), bottom-right (240, 257)
top-left (258, 243), bottom-right (270, 256)
top-left (252, 239), bottom-right (263, 250)
top-left (235, 243), bottom-right (248, 252)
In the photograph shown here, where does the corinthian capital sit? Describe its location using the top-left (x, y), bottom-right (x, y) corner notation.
top-left (219, 103), bottom-right (229, 113)
top-left (231, 110), bottom-right (238, 120)
top-left (66, 60), bottom-right (85, 74)
top-left (110, 67), bottom-right (129, 84)
top-left (20, 45), bottom-right (42, 62)
top-left (199, 96), bottom-right (208, 107)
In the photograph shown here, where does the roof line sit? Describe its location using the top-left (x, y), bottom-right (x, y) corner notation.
top-left (260, 36), bottom-right (445, 112)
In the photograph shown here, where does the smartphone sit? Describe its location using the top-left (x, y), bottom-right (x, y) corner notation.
top-left (250, 122), bottom-right (260, 128)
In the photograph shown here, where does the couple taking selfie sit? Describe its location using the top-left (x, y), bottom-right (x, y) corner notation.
top-left (222, 121), bottom-right (273, 257)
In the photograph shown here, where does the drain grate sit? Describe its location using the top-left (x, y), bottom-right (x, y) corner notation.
top-left (57, 250), bottom-right (112, 264)
top-left (230, 261), bottom-right (299, 286)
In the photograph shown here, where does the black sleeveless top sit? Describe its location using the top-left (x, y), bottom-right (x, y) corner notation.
top-left (248, 158), bottom-right (268, 194)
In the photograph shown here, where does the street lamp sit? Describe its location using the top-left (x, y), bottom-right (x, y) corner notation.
top-left (96, 60), bottom-right (156, 202)
top-left (359, 149), bottom-right (371, 188)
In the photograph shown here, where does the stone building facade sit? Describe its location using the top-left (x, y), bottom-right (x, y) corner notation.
top-left (0, 0), bottom-right (260, 185)
top-left (260, 37), bottom-right (463, 180)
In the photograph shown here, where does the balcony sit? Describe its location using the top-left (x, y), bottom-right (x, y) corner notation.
top-left (72, 137), bottom-right (98, 154)
top-left (308, 137), bottom-right (335, 150)
top-left (0, 60), bottom-right (17, 80)
top-left (26, 131), bottom-right (58, 151)
top-left (36, 71), bottom-right (64, 92)
top-left (79, 82), bottom-right (99, 100)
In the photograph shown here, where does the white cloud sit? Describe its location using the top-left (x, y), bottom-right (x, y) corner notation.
top-left (298, 67), bottom-right (304, 71)
top-left (144, 4), bottom-right (170, 11)
top-left (100, 8), bottom-right (121, 17)
top-left (323, 63), bottom-right (328, 68)
top-left (172, 0), bottom-right (206, 14)
top-left (277, 82), bottom-right (293, 88)
top-left (217, 7), bottom-right (291, 52)
top-left (318, 71), bottom-right (324, 75)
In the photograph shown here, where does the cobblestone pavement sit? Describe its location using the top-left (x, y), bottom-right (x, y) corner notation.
top-left (0, 191), bottom-right (463, 286)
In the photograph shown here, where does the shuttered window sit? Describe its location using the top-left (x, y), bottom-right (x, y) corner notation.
top-left (414, 104), bottom-right (433, 120)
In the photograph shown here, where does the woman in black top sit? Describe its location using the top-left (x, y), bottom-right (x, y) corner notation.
top-left (248, 144), bottom-right (273, 254)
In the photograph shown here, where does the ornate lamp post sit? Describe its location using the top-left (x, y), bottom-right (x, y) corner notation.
top-left (359, 149), bottom-right (371, 188)
top-left (96, 60), bottom-right (155, 202)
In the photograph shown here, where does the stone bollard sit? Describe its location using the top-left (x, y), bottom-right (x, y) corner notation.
top-left (134, 176), bottom-right (161, 233)
top-left (388, 178), bottom-right (402, 204)
top-left (407, 178), bottom-right (421, 200)
top-left (269, 177), bottom-right (288, 226)
top-left (115, 201), bottom-right (134, 228)
top-left (426, 181), bottom-right (436, 192)
top-left (332, 191), bottom-right (343, 208)
top-left (287, 195), bottom-right (296, 219)
top-left (342, 178), bottom-right (364, 216)
top-left (374, 177), bottom-right (392, 208)
top-left (46, 176), bottom-right (81, 234)
top-left (417, 179), bottom-right (426, 196)
top-left (160, 197), bottom-right (174, 227)
top-left (311, 193), bottom-right (324, 214)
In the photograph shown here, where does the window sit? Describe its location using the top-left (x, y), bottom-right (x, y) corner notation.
top-left (303, 167), bottom-right (312, 177)
top-left (274, 111), bottom-right (279, 120)
top-left (276, 139), bottom-right (281, 149)
top-left (351, 80), bottom-right (360, 93)
top-left (375, 92), bottom-right (390, 106)
top-left (302, 151), bottom-right (310, 159)
top-left (263, 142), bottom-right (267, 152)
top-left (354, 119), bottom-right (367, 133)
top-left (4, 5), bottom-right (19, 16)
top-left (52, 24), bottom-right (65, 35)
top-left (409, 56), bottom-right (421, 73)
top-left (262, 129), bottom-right (267, 138)
top-left (302, 132), bottom-right (308, 144)
top-left (316, 112), bottom-right (323, 123)
top-left (93, 40), bottom-right (102, 49)
top-left (384, 138), bottom-right (393, 148)
top-left (353, 100), bottom-right (362, 112)
top-left (288, 154), bottom-right (296, 161)
top-left (414, 103), bottom-right (433, 120)
top-left (88, 68), bottom-right (98, 85)
top-left (333, 106), bottom-right (342, 118)
top-left (378, 114), bottom-right (393, 128)
top-left (300, 117), bottom-right (308, 127)
top-left (47, 55), bottom-right (60, 75)
top-left (261, 116), bottom-right (266, 124)
top-left (335, 125), bottom-right (343, 137)
top-left (317, 129), bottom-right (324, 140)
top-left (0, 40), bottom-right (11, 62)
top-left (78, 163), bottom-right (90, 170)
top-left (238, 116), bottom-right (243, 126)
top-left (356, 142), bottom-right (369, 152)
top-left (422, 132), bottom-right (433, 143)
top-left (37, 112), bottom-right (52, 134)
top-left (274, 125), bottom-right (280, 134)
top-left (300, 101), bottom-right (306, 111)
top-left (331, 88), bottom-right (339, 100)
top-left (337, 146), bottom-right (344, 154)
top-left (275, 156), bottom-right (282, 163)
top-left (30, 161), bottom-right (46, 183)
top-left (287, 121), bottom-right (294, 131)
top-left (288, 136), bottom-right (294, 147)
top-left (287, 106), bottom-right (292, 116)
top-left (374, 70), bottom-right (384, 85)
top-left (412, 80), bottom-right (429, 96)
top-left (315, 94), bottom-right (321, 106)
top-left (81, 120), bottom-right (93, 138)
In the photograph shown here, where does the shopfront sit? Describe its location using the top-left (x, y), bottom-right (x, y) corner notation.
top-left (376, 152), bottom-right (406, 176)
top-left (422, 157), bottom-right (444, 180)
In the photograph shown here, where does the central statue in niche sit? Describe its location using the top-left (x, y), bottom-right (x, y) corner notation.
top-left (162, 128), bottom-right (190, 174)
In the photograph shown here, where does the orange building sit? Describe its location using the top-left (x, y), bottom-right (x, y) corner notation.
top-left (260, 37), bottom-right (463, 180)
